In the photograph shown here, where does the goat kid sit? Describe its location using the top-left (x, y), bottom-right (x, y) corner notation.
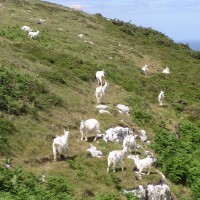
top-left (28, 30), bottom-right (40, 39)
top-left (95, 81), bottom-right (109, 104)
top-left (141, 64), bottom-right (149, 74)
top-left (162, 67), bottom-right (170, 74)
top-left (107, 147), bottom-right (129, 173)
top-left (21, 25), bottom-right (32, 32)
top-left (128, 154), bottom-right (156, 175)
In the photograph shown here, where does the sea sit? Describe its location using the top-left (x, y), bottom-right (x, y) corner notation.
top-left (188, 41), bottom-right (200, 51)
top-left (177, 40), bottom-right (200, 51)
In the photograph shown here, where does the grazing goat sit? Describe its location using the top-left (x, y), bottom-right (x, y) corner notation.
top-left (96, 69), bottom-right (105, 86)
top-left (107, 147), bottom-right (128, 173)
top-left (95, 81), bottom-right (109, 104)
top-left (162, 67), bottom-right (170, 74)
top-left (80, 118), bottom-right (100, 141)
top-left (128, 154), bottom-right (156, 175)
top-left (52, 130), bottom-right (70, 161)
top-left (21, 25), bottom-right (32, 32)
top-left (141, 64), bottom-right (149, 74)
top-left (123, 135), bottom-right (138, 153)
top-left (28, 30), bottom-right (40, 39)
top-left (158, 90), bottom-right (165, 106)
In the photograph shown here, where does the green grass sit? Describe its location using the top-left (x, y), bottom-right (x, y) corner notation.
top-left (0, 0), bottom-right (200, 199)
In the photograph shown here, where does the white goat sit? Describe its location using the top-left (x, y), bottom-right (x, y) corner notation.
top-left (80, 118), bottom-right (100, 141)
top-left (95, 81), bottom-right (109, 104)
top-left (78, 34), bottom-right (84, 38)
top-left (162, 67), bottom-right (170, 74)
top-left (95, 105), bottom-right (109, 110)
top-left (86, 144), bottom-right (102, 157)
top-left (96, 69), bottom-right (105, 86)
top-left (98, 109), bottom-right (111, 114)
top-left (107, 147), bottom-right (128, 173)
top-left (158, 90), bottom-right (165, 106)
top-left (21, 26), bottom-right (32, 32)
top-left (28, 30), bottom-right (40, 39)
top-left (128, 154), bottom-right (156, 175)
top-left (116, 104), bottom-right (130, 115)
top-left (123, 135), bottom-right (137, 153)
top-left (139, 129), bottom-right (147, 142)
top-left (141, 64), bottom-right (149, 74)
top-left (37, 19), bottom-right (45, 24)
top-left (52, 130), bottom-right (70, 161)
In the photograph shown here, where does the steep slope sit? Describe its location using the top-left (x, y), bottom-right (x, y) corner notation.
top-left (0, 0), bottom-right (200, 199)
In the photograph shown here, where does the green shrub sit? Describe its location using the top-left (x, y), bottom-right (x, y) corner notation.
top-left (0, 26), bottom-right (27, 40)
top-left (152, 122), bottom-right (200, 197)
top-left (0, 67), bottom-right (62, 115)
top-left (0, 167), bottom-right (72, 199)
top-left (94, 192), bottom-right (121, 200)
top-left (125, 193), bottom-right (140, 200)
top-left (189, 51), bottom-right (200, 59)
top-left (133, 110), bottom-right (152, 124)
top-left (0, 118), bottom-right (16, 155)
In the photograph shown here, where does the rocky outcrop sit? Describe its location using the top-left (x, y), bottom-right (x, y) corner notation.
top-left (124, 183), bottom-right (172, 200)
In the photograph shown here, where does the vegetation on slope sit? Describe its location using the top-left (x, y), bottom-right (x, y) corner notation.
top-left (0, 0), bottom-right (200, 199)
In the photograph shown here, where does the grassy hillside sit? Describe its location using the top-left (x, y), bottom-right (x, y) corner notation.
top-left (0, 0), bottom-right (200, 199)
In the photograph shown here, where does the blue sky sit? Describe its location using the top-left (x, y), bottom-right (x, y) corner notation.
top-left (46, 0), bottom-right (200, 42)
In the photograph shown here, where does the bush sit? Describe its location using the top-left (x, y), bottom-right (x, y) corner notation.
top-left (0, 67), bottom-right (62, 115)
top-left (0, 26), bottom-right (27, 40)
top-left (152, 122), bottom-right (200, 197)
top-left (189, 51), bottom-right (200, 59)
top-left (0, 118), bottom-right (16, 155)
top-left (133, 110), bottom-right (152, 124)
top-left (0, 167), bottom-right (72, 199)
